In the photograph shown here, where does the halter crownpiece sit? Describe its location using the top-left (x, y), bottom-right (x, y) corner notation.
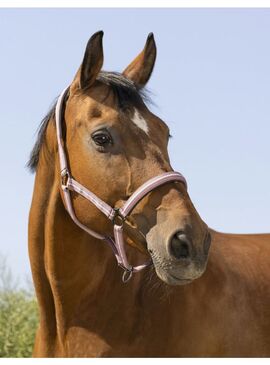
top-left (55, 87), bottom-right (188, 283)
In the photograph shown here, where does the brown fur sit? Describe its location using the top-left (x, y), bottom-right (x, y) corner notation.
top-left (28, 32), bottom-right (270, 357)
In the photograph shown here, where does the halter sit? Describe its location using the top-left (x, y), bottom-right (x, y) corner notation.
top-left (55, 87), bottom-right (188, 282)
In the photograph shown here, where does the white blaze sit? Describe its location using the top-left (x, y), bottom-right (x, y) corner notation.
top-left (131, 109), bottom-right (149, 134)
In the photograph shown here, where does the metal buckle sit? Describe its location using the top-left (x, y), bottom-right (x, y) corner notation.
top-left (122, 268), bottom-right (133, 283)
top-left (61, 168), bottom-right (70, 190)
top-left (112, 208), bottom-right (126, 227)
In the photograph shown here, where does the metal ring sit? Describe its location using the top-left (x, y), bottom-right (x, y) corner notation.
top-left (61, 169), bottom-right (70, 190)
top-left (122, 269), bottom-right (133, 283)
top-left (112, 208), bottom-right (126, 227)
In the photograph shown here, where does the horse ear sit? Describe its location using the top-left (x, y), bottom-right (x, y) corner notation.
top-left (78, 31), bottom-right (104, 90)
top-left (123, 33), bottom-right (157, 88)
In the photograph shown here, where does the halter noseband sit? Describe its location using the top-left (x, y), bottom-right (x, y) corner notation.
top-left (55, 87), bottom-right (187, 282)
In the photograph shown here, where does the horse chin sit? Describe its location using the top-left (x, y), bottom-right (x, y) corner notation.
top-left (153, 263), bottom-right (207, 286)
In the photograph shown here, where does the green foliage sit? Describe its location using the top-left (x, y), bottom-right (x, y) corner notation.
top-left (0, 256), bottom-right (38, 357)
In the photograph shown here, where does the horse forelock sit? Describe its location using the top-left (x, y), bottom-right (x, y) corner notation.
top-left (27, 71), bottom-right (152, 173)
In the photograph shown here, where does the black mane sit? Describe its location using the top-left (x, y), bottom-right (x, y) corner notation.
top-left (27, 71), bottom-right (151, 172)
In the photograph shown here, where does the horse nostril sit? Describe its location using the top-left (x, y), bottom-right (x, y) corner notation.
top-left (170, 232), bottom-right (191, 260)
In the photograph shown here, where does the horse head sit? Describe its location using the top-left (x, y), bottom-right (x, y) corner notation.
top-left (57, 31), bottom-right (211, 285)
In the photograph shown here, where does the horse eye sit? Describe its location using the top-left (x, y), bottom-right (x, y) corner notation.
top-left (91, 130), bottom-right (113, 147)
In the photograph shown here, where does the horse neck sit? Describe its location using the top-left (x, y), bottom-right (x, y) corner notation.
top-left (29, 141), bottom-right (151, 343)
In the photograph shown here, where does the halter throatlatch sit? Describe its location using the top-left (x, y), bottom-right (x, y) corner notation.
top-left (55, 87), bottom-right (188, 283)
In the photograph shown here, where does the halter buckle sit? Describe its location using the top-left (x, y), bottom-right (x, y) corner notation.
top-left (122, 268), bottom-right (133, 283)
top-left (112, 208), bottom-right (126, 227)
top-left (61, 169), bottom-right (70, 190)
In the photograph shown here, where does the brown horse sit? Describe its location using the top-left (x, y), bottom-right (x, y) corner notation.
top-left (28, 31), bottom-right (270, 357)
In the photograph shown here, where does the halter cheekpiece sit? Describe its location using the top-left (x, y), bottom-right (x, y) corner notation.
top-left (55, 87), bottom-right (188, 283)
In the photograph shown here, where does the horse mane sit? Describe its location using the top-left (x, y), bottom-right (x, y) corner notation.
top-left (27, 71), bottom-right (151, 173)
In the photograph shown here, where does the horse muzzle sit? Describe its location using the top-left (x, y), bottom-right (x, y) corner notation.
top-left (147, 226), bottom-right (211, 286)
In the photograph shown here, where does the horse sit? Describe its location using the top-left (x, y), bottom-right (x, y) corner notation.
top-left (28, 31), bottom-right (270, 357)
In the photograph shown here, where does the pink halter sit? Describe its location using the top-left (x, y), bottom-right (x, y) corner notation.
top-left (55, 87), bottom-right (187, 282)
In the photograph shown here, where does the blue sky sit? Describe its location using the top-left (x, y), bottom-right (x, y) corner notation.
top-left (0, 8), bottom-right (269, 282)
